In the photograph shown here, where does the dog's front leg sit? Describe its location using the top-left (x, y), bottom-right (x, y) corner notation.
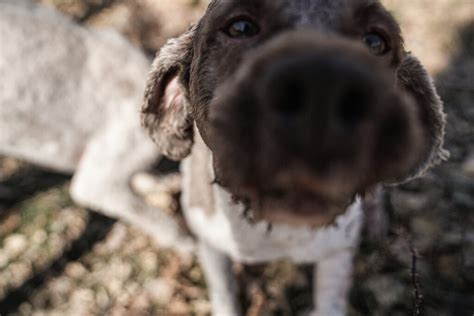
top-left (70, 112), bottom-right (195, 254)
top-left (312, 249), bottom-right (354, 316)
top-left (199, 241), bottom-right (241, 316)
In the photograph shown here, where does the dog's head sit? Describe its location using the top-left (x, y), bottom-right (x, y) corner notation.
top-left (142, 0), bottom-right (448, 226)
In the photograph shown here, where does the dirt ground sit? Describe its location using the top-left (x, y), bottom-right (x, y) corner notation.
top-left (0, 0), bottom-right (473, 315)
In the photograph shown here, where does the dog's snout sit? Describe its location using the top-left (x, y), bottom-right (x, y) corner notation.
top-left (209, 31), bottom-right (426, 199)
top-left (262, 53), bottom-right (379, 132)
top-left (335, 74), bottom-right (374, 131)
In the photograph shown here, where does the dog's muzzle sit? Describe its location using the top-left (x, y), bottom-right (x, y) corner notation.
top-left (209, 31), bottom-right (423, 226)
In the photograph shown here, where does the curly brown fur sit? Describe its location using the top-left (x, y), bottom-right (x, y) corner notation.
top-left (141, 25), bottom-right (197, 161)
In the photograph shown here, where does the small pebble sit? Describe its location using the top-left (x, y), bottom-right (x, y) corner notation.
top-left (462, 155), bottom-right (474, 178)
top-left (3, 234), bottom-right (27, 258)
top-left (145, 278), bottom-right (174, 305)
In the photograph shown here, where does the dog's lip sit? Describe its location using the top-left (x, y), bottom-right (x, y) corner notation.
top-left (257, 190), bottom-right (353, 227)
top-left (250, 187), bottom-right (355, 226)
top-left (221, 177), bottom-right (359, 225)
top-left (263, 189), bottom-right (334, 212)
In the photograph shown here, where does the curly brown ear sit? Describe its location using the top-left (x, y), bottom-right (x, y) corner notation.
top-left (397, 53), bottom-right (449, 181)
top-left (142, 25), bottom-right (196, 161)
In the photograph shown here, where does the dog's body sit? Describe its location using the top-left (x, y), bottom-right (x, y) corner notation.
top-left (142, 0), bottom-right (448, 315)
top-left (181, 130), bottom-right (363, 314)
top-left (0, 0), bottom-right (195, 253)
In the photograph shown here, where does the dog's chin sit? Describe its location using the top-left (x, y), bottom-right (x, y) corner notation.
top-left (241, 188), bottom-right (356, 227)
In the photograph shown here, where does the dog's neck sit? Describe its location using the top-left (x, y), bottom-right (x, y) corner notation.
top-left (182, 124), bottom-right (217, 216)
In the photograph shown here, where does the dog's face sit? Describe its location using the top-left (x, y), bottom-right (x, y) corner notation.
top-left (142, 0), bottom-right (447, 226)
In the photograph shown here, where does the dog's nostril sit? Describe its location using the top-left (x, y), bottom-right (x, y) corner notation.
top-left (272, 82), bottom-right (306, 118)
top-left (336, 87), bottom-right (371, 130)
top-left (261, 53), bottom-right (380, 129)
top-left (262, 57), bottom-right (315, 121)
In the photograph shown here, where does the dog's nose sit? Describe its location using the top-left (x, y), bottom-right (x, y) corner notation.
top-left (262, 53), bottom-right (379, 131)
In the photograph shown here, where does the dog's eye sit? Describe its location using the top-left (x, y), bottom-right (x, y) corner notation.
top-left (225, 19), bottom-right (259, 38)
top-left (363, 33), bottom-right (389, 55)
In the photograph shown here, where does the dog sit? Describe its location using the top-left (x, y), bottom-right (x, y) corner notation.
top-left (141, 0), bottom-right (448, 314)
top-left (0, 0), bottom-right (195, 253)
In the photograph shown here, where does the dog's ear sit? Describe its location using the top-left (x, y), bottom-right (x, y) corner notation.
top-left (396, 53), bottom-right (449, 182)
top-left (142, 25), bottom-right (196, 161)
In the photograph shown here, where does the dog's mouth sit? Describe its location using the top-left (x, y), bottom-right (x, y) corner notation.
top-left (235, 185), bottom-right (358, 227)
top-left (213, 161), bottom-right (365, 227)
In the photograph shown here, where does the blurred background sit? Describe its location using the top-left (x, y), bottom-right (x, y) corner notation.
top-left (0, 0), bottom-right (472, 315)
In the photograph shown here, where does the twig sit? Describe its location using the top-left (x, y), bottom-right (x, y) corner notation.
top-left (409, 239), bottom-right (424, 316)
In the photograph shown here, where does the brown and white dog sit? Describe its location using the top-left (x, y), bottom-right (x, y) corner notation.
top-left (142, 0), bottom-right (448, 314)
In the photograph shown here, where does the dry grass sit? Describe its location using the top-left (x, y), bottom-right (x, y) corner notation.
top-left (383, 0), bottom-right (473, 74)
